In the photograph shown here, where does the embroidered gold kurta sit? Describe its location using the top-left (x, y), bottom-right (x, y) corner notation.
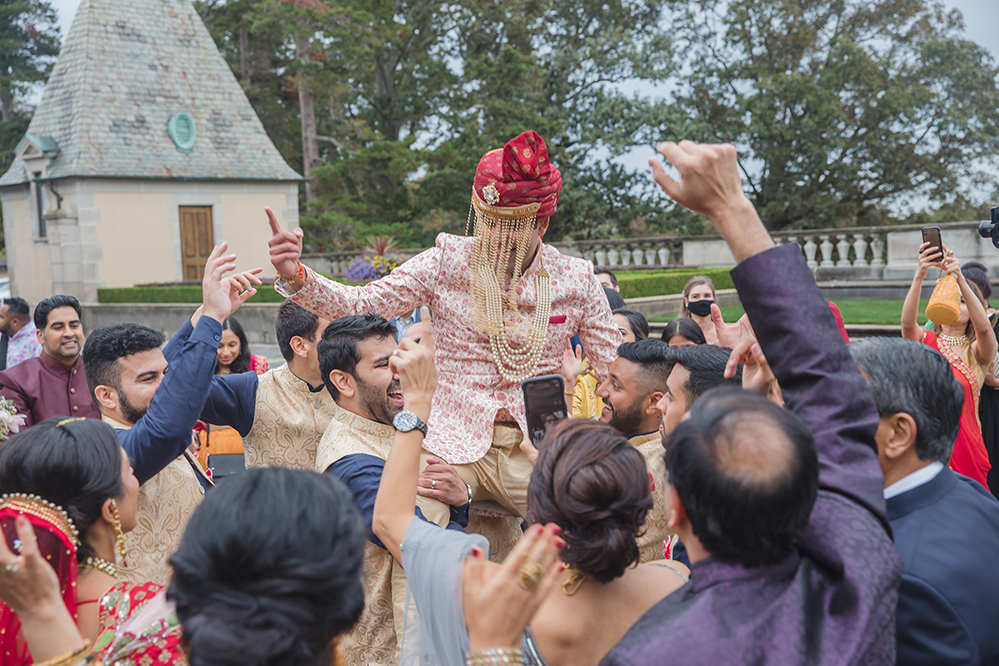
top-left (106, 416), bottom-right (208, 587)
top-left (631, 431), bottom-right (673, 563)
top-left (244, 364), bottom-right (338, 470)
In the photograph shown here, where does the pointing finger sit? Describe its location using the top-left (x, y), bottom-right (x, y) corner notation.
top-left (266, 207), bottom-right (282, 236)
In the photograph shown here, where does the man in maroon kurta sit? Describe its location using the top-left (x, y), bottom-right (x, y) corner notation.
top-left (0, 295), bottom-right (99, 426)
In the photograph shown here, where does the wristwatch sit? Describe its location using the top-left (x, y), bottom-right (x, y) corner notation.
top-left (393, 410), bottom-right (428, 436)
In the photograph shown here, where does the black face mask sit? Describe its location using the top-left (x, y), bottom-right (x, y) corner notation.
top-left (687, 299), bottom-right (715, 318)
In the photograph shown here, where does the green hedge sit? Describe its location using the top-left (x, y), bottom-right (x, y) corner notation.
top-left (98, 277), bottom-right (351, 304)
top-left (615, 267), bottom-right (734, 299)
top-left (99, 268), bottom-right (732, 303)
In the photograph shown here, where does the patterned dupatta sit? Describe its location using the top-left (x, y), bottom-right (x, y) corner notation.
top-left (0, 494), bottom-right (81, 666)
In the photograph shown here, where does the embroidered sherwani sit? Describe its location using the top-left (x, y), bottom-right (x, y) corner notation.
top-left (281, 233), bottom-right (622, 465)
top-left (277, 234), bottom-right (621, 465)
top-left (106, 416), bottom-right (209, 587)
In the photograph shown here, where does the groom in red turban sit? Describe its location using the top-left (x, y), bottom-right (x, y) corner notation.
top-left (265, 127), bottom-right (621, 537)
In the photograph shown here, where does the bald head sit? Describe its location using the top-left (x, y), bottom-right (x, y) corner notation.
top-left (665, 388), bottom-right (818, 568)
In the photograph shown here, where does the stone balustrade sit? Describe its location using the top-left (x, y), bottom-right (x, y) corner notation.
top-left (300, 220), bottom-right (999, 279)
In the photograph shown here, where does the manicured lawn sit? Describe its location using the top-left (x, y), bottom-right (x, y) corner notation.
top-left (720, 299), bottom-right (929, 326)
top-left (653, 300), bottom-right (930, 326)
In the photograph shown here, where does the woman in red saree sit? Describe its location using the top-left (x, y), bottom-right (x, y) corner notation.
top-left (902, 244), bottom-right (996, 489)
top-left (0, 418), bottom-right (184, 664)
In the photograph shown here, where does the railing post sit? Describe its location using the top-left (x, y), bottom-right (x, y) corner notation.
top-left (631, 247), bottom-right (644, 266)
top-left (819, 235), bottom-right (835, 267)
top-left (658, 246), bottom-right (670, 265)
top-left (595, 246), bottom-right (607, 266)
top-left (607, 247), bottom-right (620, 266)
top-left (836, 236), bottom-right (852, 267)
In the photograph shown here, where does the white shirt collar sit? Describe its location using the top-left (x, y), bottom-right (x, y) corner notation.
top-left (883, 461), bottom-right (944, 500)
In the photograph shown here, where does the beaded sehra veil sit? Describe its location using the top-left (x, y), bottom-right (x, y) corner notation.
top-left (0, 494), bottom-right (81, 666)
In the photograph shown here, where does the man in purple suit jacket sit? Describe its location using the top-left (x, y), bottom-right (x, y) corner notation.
top-left (602, 142), bottom-right (903, 665)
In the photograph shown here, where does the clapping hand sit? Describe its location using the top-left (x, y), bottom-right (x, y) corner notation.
top-left (463, 523), bottom-right (564, 651)
top-left (266, 207), bottom-right (304, 281)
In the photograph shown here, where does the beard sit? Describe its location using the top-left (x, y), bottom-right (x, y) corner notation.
top-left (118, 388), bottom-right (148, 425)
top-left (606, 398), bottom-right (646, 437)
top-left (356, 376), bottom-right (402, 426)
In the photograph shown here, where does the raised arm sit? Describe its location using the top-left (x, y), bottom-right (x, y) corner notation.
top-left (650, 141), bottom-right (886, 524)
top-left (942, 248), bottom-right (998, 365)
top-left (265, 207), bottom-right (436, 322)
top-left (372, 308), bottom-right (437, 563)
top-left (123, 245), bottom-right (259, 483)
top-left (901, 242), bottom-right (941, 341)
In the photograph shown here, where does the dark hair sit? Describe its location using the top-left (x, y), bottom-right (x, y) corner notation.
top-left (961, 266), bottom-right (992, 302)
top-left (594, 267), bottom-right (618, 288)
top-left (849, 338), bottom-right (962, 463)
top-left (318, 314), bottom-right (397, 401)
top-left (663, 317), bottom-right (707, 346)
top-left (0, 418), bottom-right (124, 564)
top-left (276, 302), bottom-right (321, 363)
top-left (83, 323), bottom-right (166, 398)
top-left (217, 317), bottom-right (252, 375)
top-left (666, 388), bottom-right (819, 568)
top-left (673, 344), bottom-right (742, 404)
top-left (616, 339), bottom-right (676, 394)
top-left (528, 420), bottom-right (652, 583)
top-left (604, 287), bottom-right (626, 311)
top-left (168, 468), bottom-right (365, 665)
top-left (612, 308), bottom-right (649, 340)
top-left (2, 297), bottom-right (30, 319)
top-left (34, 294), bottom-right (81, 330)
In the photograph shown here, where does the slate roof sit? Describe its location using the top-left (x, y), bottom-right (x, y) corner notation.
top-left (0, 0), bottom-right (302, 186)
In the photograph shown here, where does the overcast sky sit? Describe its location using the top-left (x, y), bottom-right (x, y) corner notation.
top-left (45, 0), bottom-right (999, 56)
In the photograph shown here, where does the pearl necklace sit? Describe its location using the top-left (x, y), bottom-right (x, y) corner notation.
top-left (479, 257), bottom-right (552, 384)
top-left (83, 556), bottom-right (118, 578)
top-left (939, 333), bottom-right (970, 347)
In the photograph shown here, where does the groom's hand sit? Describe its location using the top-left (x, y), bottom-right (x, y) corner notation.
top-left (266, 206), bottom-right (304, 280)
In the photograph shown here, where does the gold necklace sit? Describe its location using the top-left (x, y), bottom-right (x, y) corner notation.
top-left (939, 333), bottom-right (970, 347)
top-left (83, 556), bottom-right (118, 578)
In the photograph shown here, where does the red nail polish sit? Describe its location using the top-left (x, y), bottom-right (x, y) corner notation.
top-left (471, 546), bottom-right (482, 557)
top-left (551, 525), bottom-right (562, 536)
top-left (555, 537), bottom-right (565, 549)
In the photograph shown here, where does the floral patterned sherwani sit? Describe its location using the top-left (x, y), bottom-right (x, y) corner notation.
top-left (284, 233), bottom-right (622, 465)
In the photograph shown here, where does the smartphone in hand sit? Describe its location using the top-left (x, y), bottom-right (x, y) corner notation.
top-left (921, 226), bottom-right (942, 257)
top-left (522, 375), bottom-right (567, 446)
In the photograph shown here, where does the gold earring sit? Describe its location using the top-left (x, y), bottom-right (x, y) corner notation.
top-left (109, 499), bottom-right (128, 568)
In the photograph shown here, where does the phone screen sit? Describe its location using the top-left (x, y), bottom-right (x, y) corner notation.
top-left (522, 375), bottom-right (567, 445)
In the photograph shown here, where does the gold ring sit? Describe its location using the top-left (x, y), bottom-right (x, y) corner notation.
top-left (518, 561), bottom-right (544, 591)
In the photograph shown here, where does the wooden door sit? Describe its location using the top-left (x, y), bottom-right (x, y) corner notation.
top-left (179, 207), bottom-right (214, 280)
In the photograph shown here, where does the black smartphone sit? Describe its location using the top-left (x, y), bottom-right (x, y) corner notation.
top-left (522, 374), bottom-right (567, 446)
top-left (921, 226), bottom-right (942, 257)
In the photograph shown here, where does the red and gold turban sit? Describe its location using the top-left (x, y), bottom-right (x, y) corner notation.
top-left (472, 131), bottom-right (562, 219)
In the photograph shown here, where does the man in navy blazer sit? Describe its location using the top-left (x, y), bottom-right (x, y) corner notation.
top-left (851, 338), bottom-right (999, 665)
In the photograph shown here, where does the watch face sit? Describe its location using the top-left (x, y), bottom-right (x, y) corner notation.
top-left (394, 411), bottom-right (418, 431)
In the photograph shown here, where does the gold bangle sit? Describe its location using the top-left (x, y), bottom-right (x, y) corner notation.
top-left (34, 641), bottom-right (93, 666)
top-left (465, 647), bottom-right (525, 665)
